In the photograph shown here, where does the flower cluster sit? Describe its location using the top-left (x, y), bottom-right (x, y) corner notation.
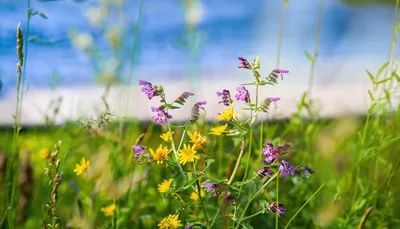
top-left (130, 57), bottom-right (315, 228)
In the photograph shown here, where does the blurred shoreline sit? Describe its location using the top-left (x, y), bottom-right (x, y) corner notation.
top-left (1, 81), bottom-right (391, 125)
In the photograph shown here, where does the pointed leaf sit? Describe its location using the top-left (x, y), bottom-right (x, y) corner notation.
top-left (377, 61), bottom-right (389, 77)
top-left (367, 90), bottom-right (375, 101)
top-left (304, 50), bottom-right (314, 62)
top-left (366, 70), bottom-right (375, 84)
top-left (202, 159), bottom-right (215, 172)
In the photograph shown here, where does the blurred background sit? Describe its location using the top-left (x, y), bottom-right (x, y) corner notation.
top-left (0, 0), bottom-right (399, 124)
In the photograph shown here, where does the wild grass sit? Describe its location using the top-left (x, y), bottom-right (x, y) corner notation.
top-left (0, 0), bottom-right (399, 228)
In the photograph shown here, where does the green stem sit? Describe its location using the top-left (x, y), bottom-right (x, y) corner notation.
top-left (209, 198), bottom-right (225, 228)
top-left (240, 208), bottom-right (266, 221)
top-left (307, 0), bottom-right (323, 96)
top-left (124, 0), bottom-right (144, 113)
top-left (275, 174), bottom-right (279, 229)
top-left (284, 184), bottom-right (325, 229)
top-left (167, 122), bottom-right (188, 181)
top-left (276, 1), bottom-right (287, 68)
top-left (238, 128), bottom-right (253, 197)
top-left (235, 173), bottom-right (279, 229)
top-left (227, 140), bottom-right (245, 185)
top-left (197, 181), bottom-right (209, 224)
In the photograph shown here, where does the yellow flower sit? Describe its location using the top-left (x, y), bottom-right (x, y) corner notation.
top-left (160, 131), bottom-right (174, 142)
top-left (101, 204), bottom-right (117, 217)
top-left (74, 157), bottom-right (90, 175)
top-left (217, 106), bottom-right (236, 121)
top-left (149, 145), bottom-right (172, 164)
top-left (158, 214), bottom-right (182, 229)
top-left (209, 124), bottom-right (228, 136)
top-left (39, 148), bottom-right (50, 159)
top-left (178, 144), bottom-right (199, 165)
top-left (190, 190), bottom-right (205, 201)
top-left (187, 130), bottom-right (208, 150)
top-left (158, 178), bottom-right (173, 193)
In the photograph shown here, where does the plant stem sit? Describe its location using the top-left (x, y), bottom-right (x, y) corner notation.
top-left (276, 1), bottom-right (288, 68)
top-left (235, 173), bottom-right (279, 229)
top-left (284, 183), bottom-right (325, 229)
top-left (18, 0), bottom-right (31, 121)
top-left (227, 140), bottom-right (245, 185)
top-left (124, 0), bottom-right (144, 114)
top-left (167, 122), bottom-right (188, 181)
top-left (197, 180), bottom-right (209, 224)
top-left (240, 208), bottom-right (266, 221)
top-left (209, 198), bottom-right (225, 228)
top-left (307, 0), bottom-right (323, 97)
top-left (275, 174), bottom-right (279, 229)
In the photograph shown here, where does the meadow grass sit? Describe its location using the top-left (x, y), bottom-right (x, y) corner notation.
top-left (1, 0), bottom-right (400, 228)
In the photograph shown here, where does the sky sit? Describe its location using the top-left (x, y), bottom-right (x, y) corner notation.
top-left (0, 0), bottom-right (398, 96)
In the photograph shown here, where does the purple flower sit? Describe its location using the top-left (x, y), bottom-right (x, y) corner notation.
top-left (279, 160), bottom-right (295, 177)
top-left (268, 202), bottom-right (286, 216)
top-left (139, 80), bottom-right (158, 99)
top-left (257, 166), bottom-right (274, 178)
top-left (273, 69), bottom-right (289, 74)
top-left (196, 100), bottom-right (207, 111)
top-left (262, 142), bottom-right (277, 163)
top-left (225, 193), bottom-right (237, 205)
top-left (216, 89), bottom-right (232, 106)
top-left (238, 57), bottom-right (250, 69)
top-left (185, 225), bottom-right (193, 229)
top-left (235, 86), bottom-right (250, 103)
top-left (202, 183), bottom-right (220, 196)
top-left (303, 165), bottom-right (315, 178)
top-left (268, 97), bottom-right (280, 103)
top-left (132, 145), bottom-right (145, 158)
top-left (151, 107), bottom-right (172, 125)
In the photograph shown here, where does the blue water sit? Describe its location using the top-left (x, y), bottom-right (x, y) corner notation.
top-left (0, 0), bottom-right (398, 95)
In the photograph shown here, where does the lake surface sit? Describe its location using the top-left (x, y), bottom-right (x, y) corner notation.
top-left (0, 0), bottom-right (398, 96)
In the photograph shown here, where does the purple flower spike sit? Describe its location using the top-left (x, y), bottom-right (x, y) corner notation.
top-left (274, 69), bottom-right (289, 74)
top-left (139, 80), bottom-right (158, 99)
top-left (151, 106), bottom-right (172, 125)
top-left (196, 101), bottom-right (207, 111)
top-left (202, 183), bottom-right (220, 196)
top-left (225, 193), bottom-right (237, 205)
top-left (132, 145), bottom-right (145, 158)
top-left (303, 165), bottom-right (315, 178)
top-left (235, 86), bottom-right (250, 103)
top-left (262, 142), bottom-right (277, 163)
top-left (279, 160), bottom-right (295, 177)
top-left (268, 97), bottom-right (281, 103)
top-left (268, 202), bottom-right (286, 216)
top-left (238, 57), bottom-right (250, 69)
top-left (257, 166), bottom-right (274, 178)
top-left (216, 89), bottom-right (232, 106)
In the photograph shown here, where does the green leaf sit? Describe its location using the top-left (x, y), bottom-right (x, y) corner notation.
top-left (377, 61), bottom-right (389, 77)
top-left (257, 81), bottom-right (274, 86)
top-left (174, 174), bottom-right (202, 193)
top-left (392, 71), bottom-right (400, 82)
top-left (29, 9), bottom-right (48, 19)
top-left (375, 77), bottom-right (391, 84)
top-left (368, 103), bottom-right (376, 113)
top-left (241, 82), bottom-right (257, 86)
top-left (304, 50), bottom-right (314, 62)
top-left (167, 105), bottom-right (181, 109)
top-left (367, 90), bottom-right (375, 101)
top-left (366, 70), bottom-right (375, 84)
top-left (202, 159), bottom-right (215, 172)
